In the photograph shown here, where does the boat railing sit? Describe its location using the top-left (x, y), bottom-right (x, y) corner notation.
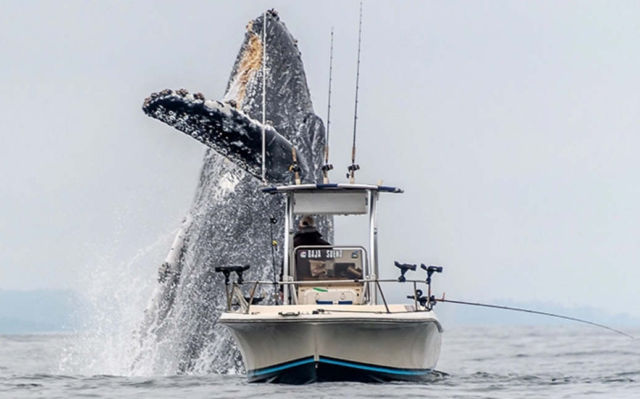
top-left (219, 278), bottom-right (439, 315)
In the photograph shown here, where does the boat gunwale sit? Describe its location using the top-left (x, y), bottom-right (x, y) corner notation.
top-left (219, 312), bottom-right (444, 331)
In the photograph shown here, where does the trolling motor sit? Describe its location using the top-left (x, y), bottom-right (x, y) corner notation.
top-left (394, 261), bottom-right (417, 282)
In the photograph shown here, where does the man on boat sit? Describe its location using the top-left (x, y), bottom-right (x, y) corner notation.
top-left (293, 216), bottom-right (330, 280)
top-left (293, 215), bottom-right (330, 247)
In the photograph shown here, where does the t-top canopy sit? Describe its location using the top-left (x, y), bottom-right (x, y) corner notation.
top-left (261, 183), bottom-right (403, 194)
top-left (262, 183), bottom-right (403, 215)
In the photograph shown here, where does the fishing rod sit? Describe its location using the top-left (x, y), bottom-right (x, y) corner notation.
top-left (289, 147), bottom-right (301, 185)
top-left (397, 263), bottom-right (635, 339)
top-left (347, 1), bottom-right (363, 184)
top-left (434, 297), bottom-right (636, 339)
top-left (322, 27), bottom-right (335, 184)
top-left (268, 216), bottom-right (278, 304)
top-left (260, 11), bottom-right (268, 184)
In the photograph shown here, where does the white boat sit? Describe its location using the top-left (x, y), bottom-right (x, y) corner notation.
top-left (217, 183), bottom-right (443, 383)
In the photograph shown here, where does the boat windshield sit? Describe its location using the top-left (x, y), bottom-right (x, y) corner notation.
top-left (293, 246), bottom-right (365, 281)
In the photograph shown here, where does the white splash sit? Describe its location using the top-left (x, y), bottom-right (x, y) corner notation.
top-left (57, 231), bottom-right (175, 376)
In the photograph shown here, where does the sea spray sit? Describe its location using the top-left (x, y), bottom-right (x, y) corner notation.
top-left (58, 231), bottom-right (173, 376)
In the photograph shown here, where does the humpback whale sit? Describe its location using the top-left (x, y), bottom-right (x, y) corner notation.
top-left (135, 10), bottom-right (332, 374)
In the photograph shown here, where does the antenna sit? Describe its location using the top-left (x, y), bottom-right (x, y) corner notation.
top-left (261, 11), bottom-right (267, 184)
top-left (348, 1), bottom-right (363, 184)
top-left (322, 28), bottom-right (335, 184)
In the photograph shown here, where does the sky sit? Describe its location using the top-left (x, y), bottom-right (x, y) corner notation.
top-left (1, 1), bottom-right (639, 319)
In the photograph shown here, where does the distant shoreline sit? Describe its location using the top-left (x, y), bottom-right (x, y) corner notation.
top-left (1, 289), bottom-right (638, 334)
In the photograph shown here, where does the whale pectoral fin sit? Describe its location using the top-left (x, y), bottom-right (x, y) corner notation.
top-left (143, 89), bottom-right (294, 183)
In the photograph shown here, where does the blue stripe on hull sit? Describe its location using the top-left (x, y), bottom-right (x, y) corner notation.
top-left (250, 357), bottom-right (315, 376)
top-left (318, 357), bottom-right (429, 376)
top-left (248, 356), bottom-right (432, 383)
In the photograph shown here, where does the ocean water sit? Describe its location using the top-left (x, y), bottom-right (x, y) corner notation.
top-left (1, 325), bottom-right (638, 398)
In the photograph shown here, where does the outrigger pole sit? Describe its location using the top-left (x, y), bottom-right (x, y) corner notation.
top-left (435, 297), bottom-right (635, 339)
top-left (322, 28), bottom-right (335, 184)
top-left (261, 11), bottom-right (267, 184)
top-left (347, 1), bottom-right (363, 184)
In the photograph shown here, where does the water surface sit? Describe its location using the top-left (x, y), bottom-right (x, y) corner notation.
top-left (1, 325), bottom-right (638, 398)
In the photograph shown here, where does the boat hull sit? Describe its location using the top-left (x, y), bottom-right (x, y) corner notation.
top-left (220, 305), bottom-right (442, 383)
top-left (249, 355), bottom-right (436, 383)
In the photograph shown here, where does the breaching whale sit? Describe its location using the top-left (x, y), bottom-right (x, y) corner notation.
top-left (135, 10), bottom-right (332, 374)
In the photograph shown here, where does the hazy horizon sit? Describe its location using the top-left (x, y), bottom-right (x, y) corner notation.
top-left (1, 288), bottom-right (637, 335)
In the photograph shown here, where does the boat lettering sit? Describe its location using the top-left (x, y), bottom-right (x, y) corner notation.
top-left (325, 249), bottom-right (343, 258)
top-left (307, 249), bottom-right (322, 258)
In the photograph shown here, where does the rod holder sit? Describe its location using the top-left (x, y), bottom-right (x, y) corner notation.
top-left (394, 261), bottom-right (416, 282)
top-left (215, 265), bottom-right (250, 285)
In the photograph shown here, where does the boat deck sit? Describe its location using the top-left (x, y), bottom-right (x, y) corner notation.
top-left (220, 304), bottom-right (442, 327)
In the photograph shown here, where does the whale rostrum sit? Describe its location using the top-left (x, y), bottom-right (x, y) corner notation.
top-left (135, 10), bottom-right (333, 373)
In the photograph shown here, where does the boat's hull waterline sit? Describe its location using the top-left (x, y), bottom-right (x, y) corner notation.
top-left (220, 305), bottom-right (442, 383)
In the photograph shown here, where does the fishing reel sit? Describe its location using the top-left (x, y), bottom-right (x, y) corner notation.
top-left (321, 163), bottom-right (334, 173)
top-left (288, 162), bottom-right (301, 185)
top-left (321, 163), bottom-right (334, 184)
top-left (288, 163), bottom-right (300, 173)
top-left (346, 163), bottom-right (360, 180)
top-left (407, 289), bottom-right (430, 308)
top-left (407, 289), bottom-right (439, 311)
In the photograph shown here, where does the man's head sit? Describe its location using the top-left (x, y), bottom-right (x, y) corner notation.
top-left (299, 215), bottom-right (315, 229)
